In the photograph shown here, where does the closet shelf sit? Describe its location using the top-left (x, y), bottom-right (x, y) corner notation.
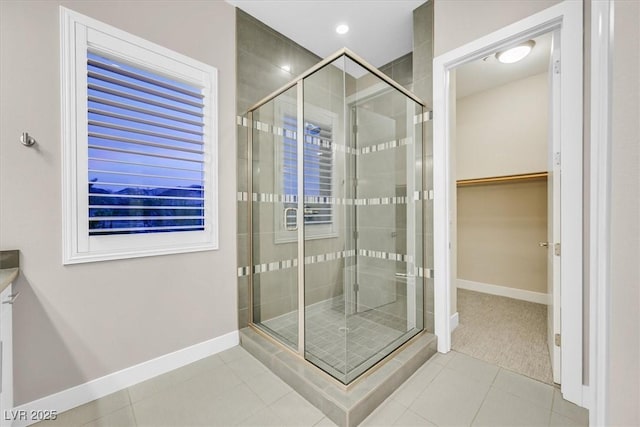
top-left (457, 172), bottom-right (548, 186)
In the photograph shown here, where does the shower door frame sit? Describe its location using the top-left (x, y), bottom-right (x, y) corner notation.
top-left (246, 48), bottom-right (428, 375)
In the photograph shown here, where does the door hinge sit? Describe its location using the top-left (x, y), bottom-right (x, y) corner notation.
top-left (554, 59), bottom-right (561, 74)
top-left (353, 283), bottom-right (359, 293)
top-left (554, 152), bottom-right (561, 167)
top-left (554, 243), bottom-right (561, 256)
top-left (353, 231), bottom-right (359, 239)
top-left (555, 333), bottom-right (561, 347)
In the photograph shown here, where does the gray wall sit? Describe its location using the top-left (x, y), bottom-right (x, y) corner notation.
top-left (236, 10), bottom-right (322, 328)
top-left (379, 53), bottom-right (414, 92)
top-left (434, 0), bottom-right (561, 56)
top-left (608, 0), bottom-right (640, 424)
top-left (413, 0), bottom-right (435, 331)
top-left (0, 0), bottom-right (237, 404)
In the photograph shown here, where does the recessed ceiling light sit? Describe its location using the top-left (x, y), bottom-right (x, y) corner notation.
top-left (335, 24), bottom-right (349, 35)
top-left (280, 64), bottom-right (291, 72)
top-left (496, 40), bottom-right (535, 64)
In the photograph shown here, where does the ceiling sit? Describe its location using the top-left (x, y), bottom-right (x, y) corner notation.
top-left (226, 0), bottom-right (425, 69)
top-left (227, 1), bottom-right (551, 96)
top-left (456, 32), bottom-right (552, 99)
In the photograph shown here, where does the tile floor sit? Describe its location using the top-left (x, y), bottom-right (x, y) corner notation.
top-left (262, 296), bottom-right (408, 376)
top-left (35, 347), bottom-right (588, 427)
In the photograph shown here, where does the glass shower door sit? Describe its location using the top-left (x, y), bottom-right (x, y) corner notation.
top-left (302, 55), bottom-right (425, 384)
top-left (345, 60), bottom-right (425, 383)
top-left (251, 87), bottom-right (299, 351)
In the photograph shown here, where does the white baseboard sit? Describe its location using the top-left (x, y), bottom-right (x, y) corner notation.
top-left (581, 385), bottom-right (591, 410)
top-left (8, 330), bottom-right (239, 427)
top-left (457, 279), bottom-right (549, 305)
top-left (450, 312), bottom-right (459, 331)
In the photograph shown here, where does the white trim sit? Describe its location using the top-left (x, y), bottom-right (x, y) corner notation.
top-left (0, 285), bottom-right (14, 426)
top-left (9, 331), bottom-right (239, 427)
top-left (457, 279), bottom-right (549, 305)
top-left (433, 0), bottom-right (584, 406)
top-left (433, 60), bottom-right (451, 354)
top-left (60, 6), bottom-right (219, 264)
top-left (589, 0), bottom-right (613, 425)
top-left (450, 312), bottom-right (459, 331)
top-left (582, 385), bottom-right (592, 411)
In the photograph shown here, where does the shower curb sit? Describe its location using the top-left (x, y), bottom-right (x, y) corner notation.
top-left (240, 327), bottom-right (437, 427)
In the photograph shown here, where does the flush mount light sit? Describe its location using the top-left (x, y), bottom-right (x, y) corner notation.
top-left (496, 40), bottom-right (535, 64)
top-left (335, 24), bottom-right (349, 35)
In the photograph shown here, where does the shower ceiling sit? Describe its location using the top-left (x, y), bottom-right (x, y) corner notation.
top-left (229, 1), bottom-right (552, 97)
top-left (226, 0), bottom-right (424, 69)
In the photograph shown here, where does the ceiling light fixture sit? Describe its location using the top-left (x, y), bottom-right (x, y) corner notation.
top-left (335, 24), bottom-right (349, 35)
top-left (280, 64), bottom-right (291, 72)
top-left (496, 40), bottom-right (535, 64)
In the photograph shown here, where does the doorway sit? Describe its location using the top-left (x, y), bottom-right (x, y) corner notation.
top-left (451, 31), bottom-right (556, 384)
top-left (433, 1), bottom-right (586, 407)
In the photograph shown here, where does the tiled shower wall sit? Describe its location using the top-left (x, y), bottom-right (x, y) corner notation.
top-left (236, 4), bottom-right (434, 330)
top-left (236, 10), bottom-right (322, 328)
top-left (412, 1), bottom-right (435, 331)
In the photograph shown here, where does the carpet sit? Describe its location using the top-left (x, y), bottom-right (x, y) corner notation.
top-left (452, 288), bottom-right (554, 384)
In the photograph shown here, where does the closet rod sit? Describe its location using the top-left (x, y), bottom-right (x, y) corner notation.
top-left (457, 172), bottom-right (548, 186)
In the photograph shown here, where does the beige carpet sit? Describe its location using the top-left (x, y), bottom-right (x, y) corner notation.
top-left (452, 289), bottom-right (554, 384)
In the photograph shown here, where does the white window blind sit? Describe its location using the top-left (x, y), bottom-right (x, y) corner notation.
top-left (87, 52), bottom-right (206, 235)
top-left (282, 116), bottom-right (333, 227)
top-left (61, 7), bottom-right (218, 264)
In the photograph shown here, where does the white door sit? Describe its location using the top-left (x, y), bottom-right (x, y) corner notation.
top-left (546, 30), bottom-right (562, 384)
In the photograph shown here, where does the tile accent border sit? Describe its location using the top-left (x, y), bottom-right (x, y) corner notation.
top-left (236, 191), bottom-right (433, 205)
top-left (237, 248), bottom-right (433, 279)
top-left (8, 331), bottom-right (239, 427)
top-left (237, 115), bottom-right (421, 157)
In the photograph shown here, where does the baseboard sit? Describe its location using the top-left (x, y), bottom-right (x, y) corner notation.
top-left (581, 385), bottom-right (591, 410)
top-left (450, 312), bottom-right (459, 331)
top-left (8, 330), bottom-right (239, 427)
top-left (457, 279), bottom-right (549, 305)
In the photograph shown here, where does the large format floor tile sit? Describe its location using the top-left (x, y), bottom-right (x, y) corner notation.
top-left (409, 367), bottom-right (491, 426)
top-left (35, 347), bottom-right (588, 427)
top-left (472, 387), bottom-right (551, 426)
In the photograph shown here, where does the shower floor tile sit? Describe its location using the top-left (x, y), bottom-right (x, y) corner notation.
top-left (262, 296), bottom-right (409, 376)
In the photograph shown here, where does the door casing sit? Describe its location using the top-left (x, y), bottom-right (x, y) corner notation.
top-left (433, 0), bottom-right (585, 407)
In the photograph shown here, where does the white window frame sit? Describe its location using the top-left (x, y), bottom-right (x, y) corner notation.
top-left (60, 7), bottom-right (218, 264)
top-left (273, 100), bottom-right (339, 244)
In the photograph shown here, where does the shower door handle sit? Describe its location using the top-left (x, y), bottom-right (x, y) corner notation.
top-left (284, 207), bottom-right (298, 231)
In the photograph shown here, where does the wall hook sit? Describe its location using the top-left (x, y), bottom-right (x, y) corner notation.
top-left (20, 132), bottom-right (37, 147)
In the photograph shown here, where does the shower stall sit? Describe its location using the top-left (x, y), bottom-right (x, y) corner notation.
top-left (245, 49), bottom-right (433, 385)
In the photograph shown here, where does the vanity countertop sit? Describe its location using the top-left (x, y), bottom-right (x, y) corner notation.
top-left (0, 268), bottom-right (18, 294)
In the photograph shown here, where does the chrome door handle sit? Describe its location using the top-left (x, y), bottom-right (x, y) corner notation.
top-left (2, 292), bottom-right (19, 304)
top-left (539, 242), bottom-right (550, 248)
top-left (283, 207), bottom-right (298, 231)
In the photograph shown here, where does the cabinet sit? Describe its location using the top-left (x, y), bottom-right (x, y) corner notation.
top-left (0, 283), bottom-right (14, 425)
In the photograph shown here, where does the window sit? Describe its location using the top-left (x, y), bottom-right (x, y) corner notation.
top-left (274, 104), bottom-right (337, 243)
top-left (61, 8), bottom-right (218, 263)
top-left (282, 116), bottom-right (334, 227)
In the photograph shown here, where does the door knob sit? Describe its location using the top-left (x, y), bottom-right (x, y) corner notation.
top-left (539, 242), bottom-right (550, 247)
